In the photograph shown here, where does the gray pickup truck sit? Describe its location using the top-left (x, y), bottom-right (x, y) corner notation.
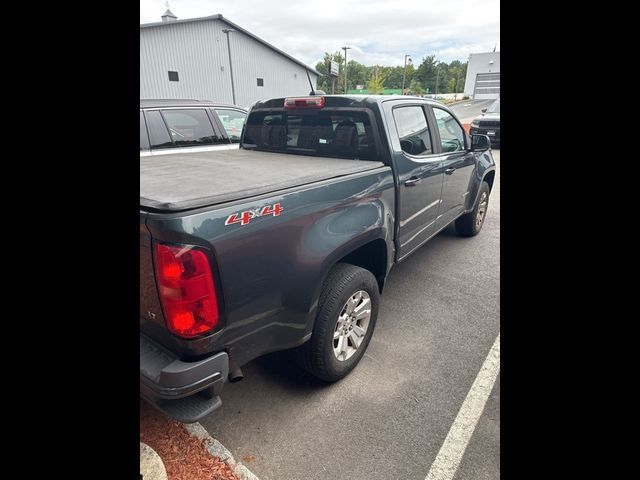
top-left (140, 94), bottom-right (496, 423)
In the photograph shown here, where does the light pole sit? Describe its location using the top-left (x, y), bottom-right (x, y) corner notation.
top-left (342, 46), bottom-right (351, 93)
top-left (222, 28), bottom-right (236, 105)
top-left (402, 54), bottom-right (412, 94)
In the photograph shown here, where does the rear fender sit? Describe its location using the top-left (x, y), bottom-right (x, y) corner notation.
top-left (303, 201), bottom-right (394, 337)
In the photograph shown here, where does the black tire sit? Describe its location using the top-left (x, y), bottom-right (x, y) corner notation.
top-left (294, 263), bottom-right (379, 382)
top-left (455, 181), bottom-right (491, 237)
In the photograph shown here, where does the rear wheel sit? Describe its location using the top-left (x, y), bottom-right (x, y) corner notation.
top-left (294, 263), bottom-right (379, 382)
top-left (455, 181), bottom-right (490, 237)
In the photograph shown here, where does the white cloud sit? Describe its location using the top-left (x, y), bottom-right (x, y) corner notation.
top-left (140, 0), bottom-right (499, 67)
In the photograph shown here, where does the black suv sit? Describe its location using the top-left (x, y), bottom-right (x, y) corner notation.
top-left (140, 99), bottom-right (248, 157)
top-left (469, 98), bottom-right (500, 146)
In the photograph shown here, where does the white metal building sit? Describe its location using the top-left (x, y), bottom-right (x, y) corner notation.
top-left (140, 12), bottom-right (320, 108)
top-left (463, 51), bottom-right (500, 100)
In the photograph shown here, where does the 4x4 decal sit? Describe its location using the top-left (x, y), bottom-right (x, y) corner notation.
top-left (225, 203), bottom-right (283, 226)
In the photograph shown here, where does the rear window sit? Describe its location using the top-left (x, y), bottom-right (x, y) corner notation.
top-left (242, 110), bottom-right (379, 160)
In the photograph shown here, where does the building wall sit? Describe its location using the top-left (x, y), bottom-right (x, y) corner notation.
top-left (463, 52), bottom-right (500, 99)
top-left (140, 19), bottom-right (318, 108)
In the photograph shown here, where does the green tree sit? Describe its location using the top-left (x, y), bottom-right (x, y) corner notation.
top-left (367, 66), bottom-right (386, 94)
top-left (408, 79), bottom-right (424, 95)
top-left (315, 60), bottom-right (330, 92)
top-left (403, 63), bottom-right (415, 91)
top-left (317, 51), bottom-right (467, 95)
top-left (415, 55), bottom-right (438, 93)
top-left (457, 62), bottom-right (468, 92)
top-left (434, 61), bottom-right (450, 94)
top-left (315, 51), bottom-right (345, 93)
top-left (346, 60), bottom-right (368, 91)
top-left (445, 60), bottom-right (463, 93)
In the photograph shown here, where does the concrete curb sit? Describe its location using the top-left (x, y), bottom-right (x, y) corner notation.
top-left (443, 99), bottom-right (469, 106)
top-left (184, 422), bottom-right (260, 480)
top-left (140, 442), bottom-right (168, 480)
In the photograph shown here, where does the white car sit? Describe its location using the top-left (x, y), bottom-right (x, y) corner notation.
top-left (140, 99), bottom-right (247, 156)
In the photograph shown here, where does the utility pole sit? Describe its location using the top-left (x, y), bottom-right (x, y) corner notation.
top-left (342, 46), bottom-right (351, 94)
top-left (402, 54), bottom-right (411, 94)
top-left (435, 64), bottom-right (440, 96)
top-left (222, 28), bottom-right (236, 104)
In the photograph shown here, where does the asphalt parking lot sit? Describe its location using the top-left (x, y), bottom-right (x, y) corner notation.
top-left (449, 99), bottom-right (495, 124)
top-left (200, 143), bottom-right (500, 480)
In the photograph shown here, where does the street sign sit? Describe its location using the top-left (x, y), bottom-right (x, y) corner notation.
top-left (330, 61), bottom-right (339, 77)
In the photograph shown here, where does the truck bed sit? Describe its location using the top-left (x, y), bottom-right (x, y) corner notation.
top-left (140, 149), bottom-right (386, 211)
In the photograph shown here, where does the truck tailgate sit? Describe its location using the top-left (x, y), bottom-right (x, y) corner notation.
top-left (140, 149), bottom-right (385, 211)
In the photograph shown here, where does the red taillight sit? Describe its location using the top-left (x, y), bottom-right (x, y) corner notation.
top-left (153, 243), bottom-right (221, 338)
top-left (283, 96), bottom-right (325, 109)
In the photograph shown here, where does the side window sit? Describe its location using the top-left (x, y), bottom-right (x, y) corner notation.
top-left (140, 111), bottom-right (150, 151)
top-left (161, 109), bottom-right (219, 147)
top-left (146, 110), bottom-right (173, 149)
top-left (433, 108), bottom-right (465, 152)
top-left (393, 106), bottom-right (433, 156)
top-left (214, 109), bottom-right (247, 143)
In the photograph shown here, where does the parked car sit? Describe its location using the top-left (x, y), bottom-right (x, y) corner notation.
top-left (140, 94), bottom-right (496, 422)
top-left (140, 99), bottom-right (248, 156)
top-left (469, 97), bottom-right (500, 146)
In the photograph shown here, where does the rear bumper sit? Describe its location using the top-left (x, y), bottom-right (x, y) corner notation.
top-left (140, 334), bottom-right (228, 423)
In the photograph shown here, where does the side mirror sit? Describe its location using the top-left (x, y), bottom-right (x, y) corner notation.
top-left (481, 108), bottom-right (487, 113)
top-left (470, 134), bottom-right (491, 152)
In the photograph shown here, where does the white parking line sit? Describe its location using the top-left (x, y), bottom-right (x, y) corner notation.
top-left (425, 332), bottom-right (500, 480)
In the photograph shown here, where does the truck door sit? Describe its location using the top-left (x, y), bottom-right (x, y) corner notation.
top-left (429, 106), bottom-right (476, 229)
top-left (383, 102), bottom-right (444, 260)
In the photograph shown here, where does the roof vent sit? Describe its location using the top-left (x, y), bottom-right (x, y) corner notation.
top-left (161, 3), bottom-right (177, 22)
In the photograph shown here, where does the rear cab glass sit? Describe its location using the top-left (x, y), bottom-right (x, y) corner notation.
top-left (242, 106), bottom-right (380, 161)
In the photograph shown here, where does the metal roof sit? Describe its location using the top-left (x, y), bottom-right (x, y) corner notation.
top-left (140, 14), bottom-right (321, 76)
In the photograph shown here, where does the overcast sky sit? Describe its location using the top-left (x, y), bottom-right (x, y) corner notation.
top-left (140, 0), bottom-right (499, 68)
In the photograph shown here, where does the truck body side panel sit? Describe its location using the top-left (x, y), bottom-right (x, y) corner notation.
top-left (140, 166), bottom-right (395, 368)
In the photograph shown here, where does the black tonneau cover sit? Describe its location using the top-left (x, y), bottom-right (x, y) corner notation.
top-left (140, 149), bottom-right (385, 212)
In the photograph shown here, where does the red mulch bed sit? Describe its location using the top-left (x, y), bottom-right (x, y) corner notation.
top-left (140, 400), bottom-right (238, 480)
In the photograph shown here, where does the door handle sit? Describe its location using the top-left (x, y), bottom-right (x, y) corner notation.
top-left (445, 167), bottom-right (456, 175)
top-left (404, 177), bottom-right (421, 187)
